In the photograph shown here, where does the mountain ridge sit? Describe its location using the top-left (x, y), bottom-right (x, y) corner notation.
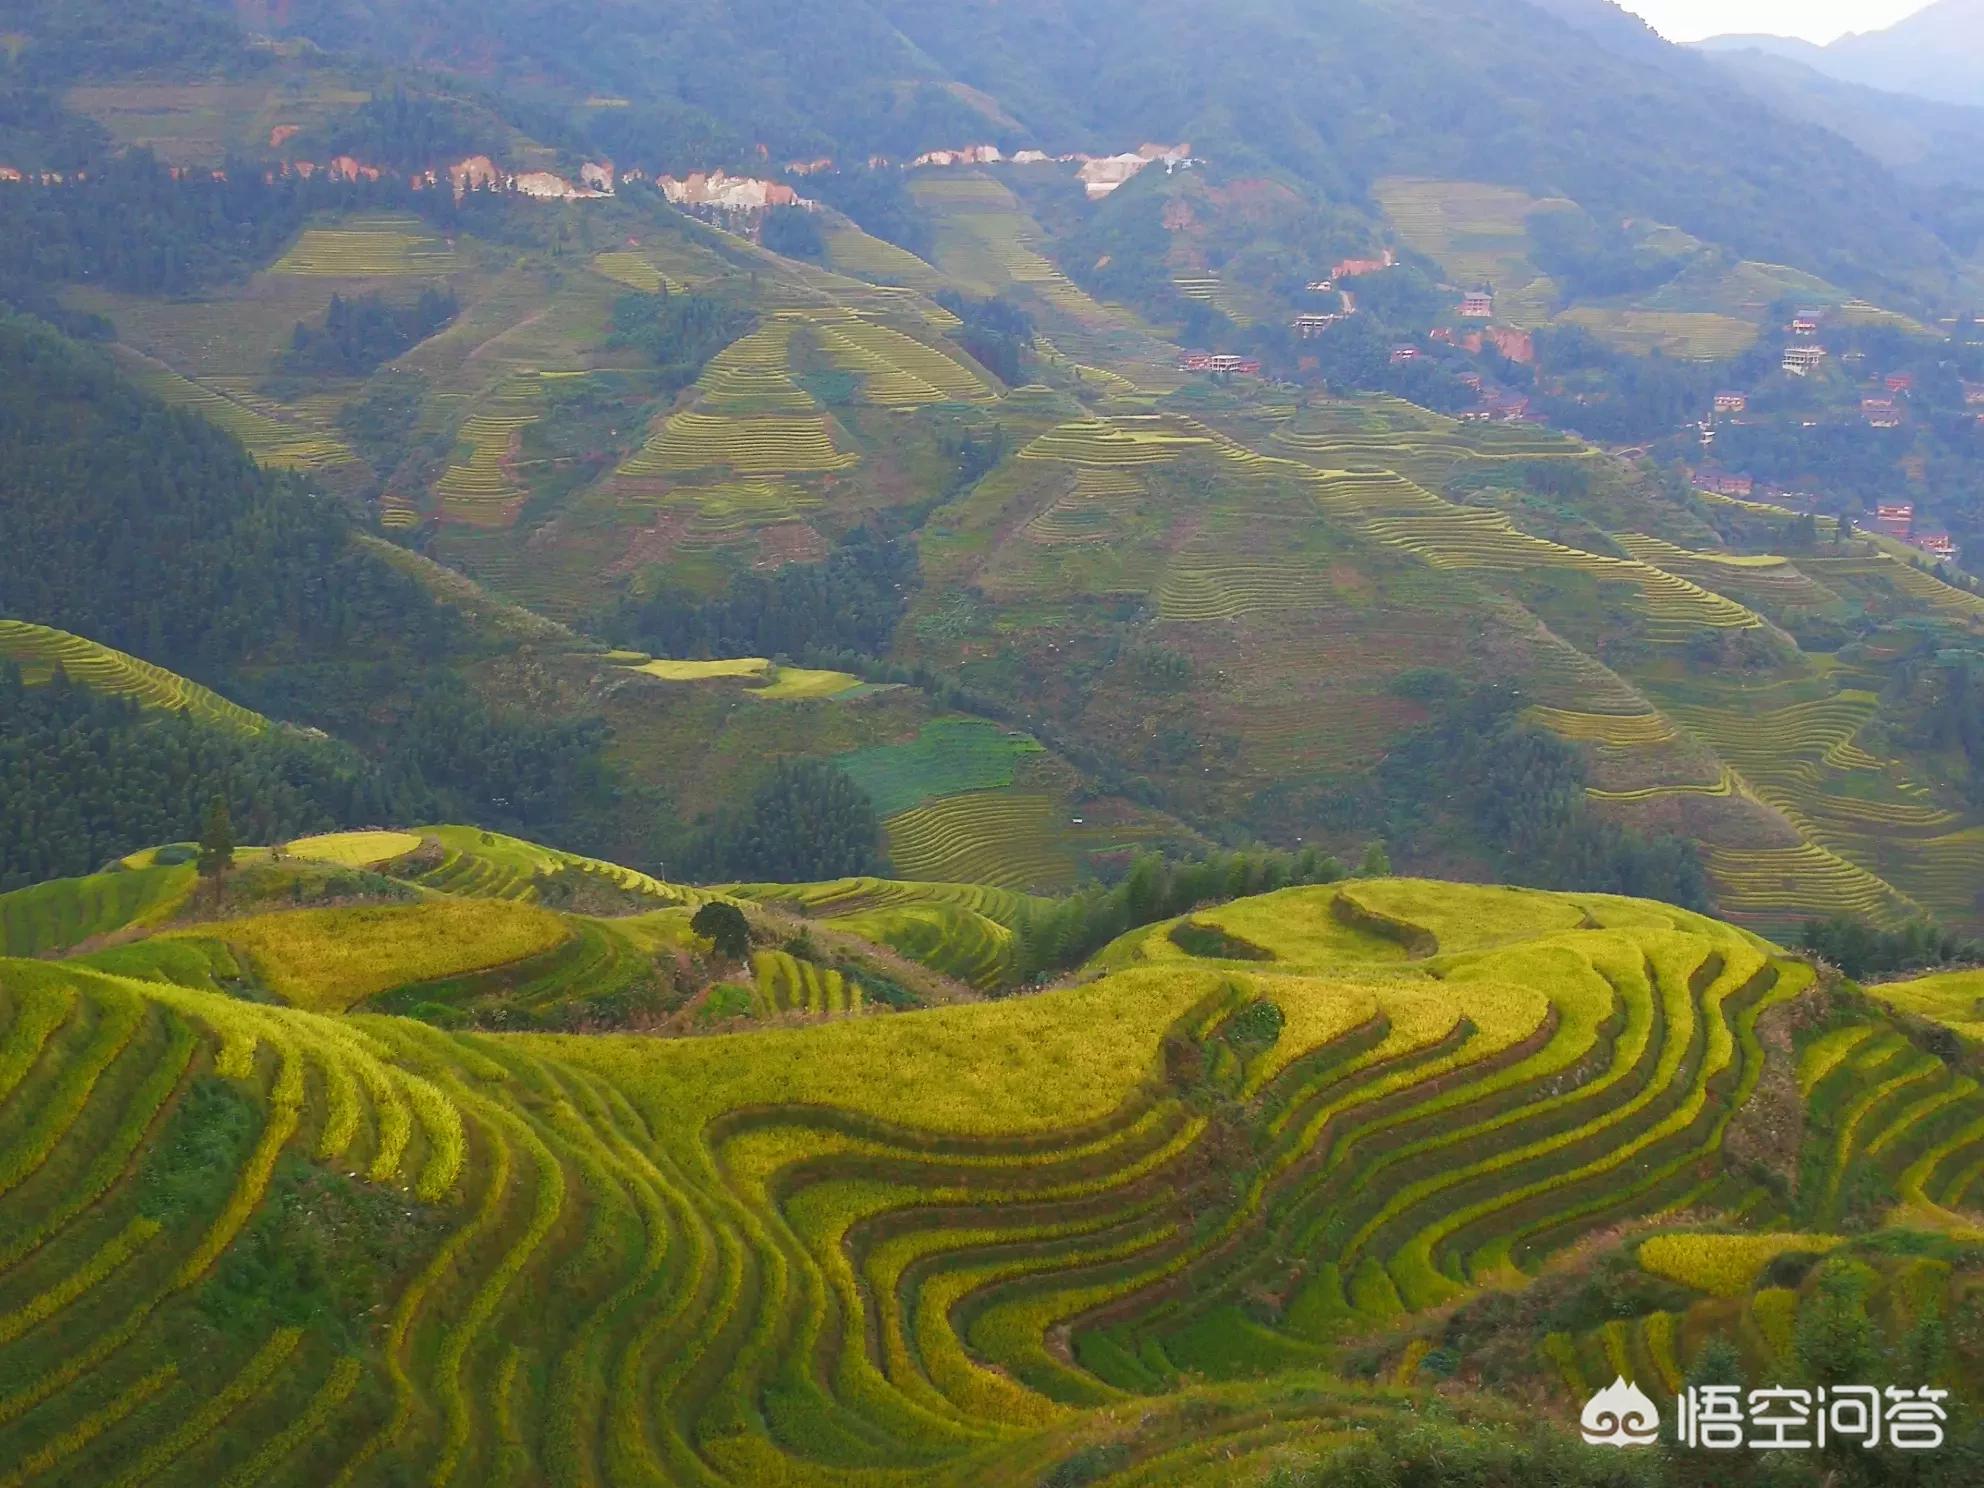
top-left (1698, 0), bottom-right (1984, 108)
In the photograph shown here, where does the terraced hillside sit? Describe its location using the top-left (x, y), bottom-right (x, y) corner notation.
top-left (0, 622), bottom-right (269, 736)
top-left (907, 345), bottom-right (1984, 935)
top-left (45, 152), bottom-right (1984, 931)
top-left (1, 857), bottom-right (1976, 1485)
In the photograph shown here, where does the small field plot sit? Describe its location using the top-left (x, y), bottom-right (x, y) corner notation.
top-left (884, 789), bottom-right (1088, 889)
top-left (823, 225), bottom-right (952, 295)
top-left (1374, 177), bottom-right (1566, 308)
top-left (433, 375), bottom-right (547, 526)
top-left (618, 410), bottom-right (858, 477)
top-left (838, 719), bottom-right (1048, 817)
top-left (620, 656), bottom-right (862, 699)
top-left (806, 313), bottom-right (996, 407)
top-left (1869, 969), bottom-right (1984, 1046)
top-left (1558, 307), bottom-right (1758, 360)
top-left (283, 831), bottom-right (425, 869)
top-left (272, 216), bottom-right (466, 277)
top-left (172, 897), bottom-right (571, 1012)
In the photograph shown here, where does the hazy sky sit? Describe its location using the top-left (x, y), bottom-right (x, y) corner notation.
top-left (1623, 0), bottom-right (1933, 43)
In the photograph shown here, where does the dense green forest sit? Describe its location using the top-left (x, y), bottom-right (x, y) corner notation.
top-left (607, 291), bottom-right (756, 394)
top-left (686, 759), bottom-right (885, 881)
top-left (0, 151), bottom-right (524, 301)
top-left (0, 314), bottom-right (450, 678)
top-left (0, 312), bottom-right (685, 871)
top-left (280, 289), bottom-right (459, 379)
top-left (1376, 679), bottom-right (1712, 910)
top-left (606, 527), bottom-right (916, 662)
top-left (0, 668), bottom-right (401, 889)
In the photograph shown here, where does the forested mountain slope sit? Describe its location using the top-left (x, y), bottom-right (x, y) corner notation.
top-left (203, 0), bottom-right (1971, 304)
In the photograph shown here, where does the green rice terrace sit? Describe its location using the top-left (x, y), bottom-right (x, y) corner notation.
top-left (0, 833), bottom-right (1978, 1486)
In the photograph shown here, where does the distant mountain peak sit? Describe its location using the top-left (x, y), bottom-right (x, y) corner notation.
top-left (1697, 0), bottom-right (1984, 107)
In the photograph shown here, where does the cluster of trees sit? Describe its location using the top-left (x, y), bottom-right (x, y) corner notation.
top-left (1799, 913), bottom-right (1981, 981)
top-left (0, 668), bottom-right (407, 890)
top-left (0, 149), bottom-right (527, 303)
top-left (934, 291), bottom-right (1034, 387)
top-left (682, 759), bottom-right (884, 882)
top-left (1006, 846), bottom-right (1349, 984)
top-left (606, 290), bottom-right (754, 394)
top-left (4, 0), bottom-right (248, 84)
top-left (1526, 206), bottom-right (1692, 301)
top-left (280, 289), bottom-right (459, 379)
top-left (335, 368), bottom-right (428, 476)
top-left (1891, 649), bottom-right (1984, 804)
top-left (0, 82), bottom-right (110, 173)
top-left (312, 88), bottom-right (486, 171)
top-left (760, 206), bottom-right (825, 261)
top-left (804, 169), bottom-right (934, 260)
top-left (605, 526), bottom-right (915, 662)
top-left (1376, 678), bottom-right (1710, 911)
top-left (0, 150), bottom-right (319, 298)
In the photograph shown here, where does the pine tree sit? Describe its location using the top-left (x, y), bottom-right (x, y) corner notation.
top-left (197, 795), bottom-right (235, 881)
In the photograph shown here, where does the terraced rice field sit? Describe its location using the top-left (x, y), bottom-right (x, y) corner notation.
top-left (1870, 969), bottom-right (1984, 1047)
top-left (837, 720), bottom-right (1047, 818)
top-left (618, 656), bottom-right (861, 699)
top-left (1612, 534), bottom-right (1846, 618)
top-left (171, 898), bottom-right (573, 1013)
top-left (1704, 843), bottom-right (1911, 928)
top-left (587, 251), bottom-right (682, 295)
top-left (908, 174), bottom-right (1184, 391)
top-left (9, 869), bottom-right (1925, 1484)
top-left (270, 217), bottom-right (465, 277)
top-left (0, 621), bottom-right (268, 735)
top-left (403, 825), bottom-right (697, 907)
top-left (614, 478), bottom-right (827, 552)
top-left (808, 314), bottom-right (995, 406)
top-left (750, 950), bottom-right (863, 1017)
top-left (1557, 307), bottom-right (1759, 360)
top-left (618, 410), bottom-right (858, 478)
top-left (1270, 413), bottom-right (1591, 491)
top-left (1017, 416), bottom-right (1227, 469)
top-left (433, 376), bottom-right (549, 526)
top-left (1353, 505), bottom-right (1763, 641)
top-left (995, 388), bottom-right (1962, 934)
top-left (823, 227), bottom-right (953, 296)
top-left (1657, 682), bottom-right (1979, 927)
top-left (281, 832), bottom-right (424, 870)
top-left (1796, 1018), bottom-right (1984, 1224)
top-left (1372, 178), bottom-right (1562, 319)
top-left (1803, 552), bottom-right (1984, 623)
top-left (884, 791), bottom-right (1087, 890)
top-left (0, 865), bottom-right (197, 956)
top-left (127, 362), bottom-right (353, 471)
top-left (1156, 561), bottom-right (1319, 622)
top-left (1170, 273), bottom-right (1254, 326)
top-left (723, 877), bottom-right (1035, 990)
